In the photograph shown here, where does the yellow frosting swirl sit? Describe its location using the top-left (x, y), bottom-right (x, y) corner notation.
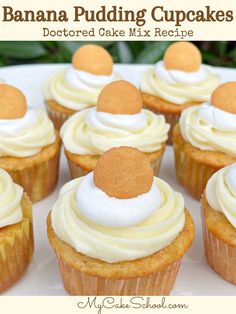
top-left (179, 104), bottom-right (236, 156)
top-left (206, 164), bottom-right (236, 228)
top-left (141, 62), bottom-right (220, 105)
top-left (0, 109), bottom-right (56, 158)
top-left (43, 68), bottom-right (120, 111)
top-left (51, 176), bottom-right (185, 263)
top-left (60, 108), bottom-right (169, 155)
top-left (0, 169), bottom-right (23, 228)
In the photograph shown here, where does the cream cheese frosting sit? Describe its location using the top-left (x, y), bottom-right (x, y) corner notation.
top-left (179, 103), bottom-right (236, 156)
top-left (141, 61), bottom-right (220, 105)
top-left (206, 164), bottom-right (236, 228)
top-left (0, 108), bottom-right (56, 158)
top-left (43, 67), bottom-right (120, 111)
top-left (0, 169), bottom-right (23, 228)
top-left (60, 108), bottom-right (170, 155)
top-left (51, 175), bottom-right (185, 263)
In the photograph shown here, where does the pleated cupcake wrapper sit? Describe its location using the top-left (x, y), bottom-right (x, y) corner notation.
top-left (173, 142), bottom-right (219, 200)
top-left (56, 253), bottom-right (181, 295)
top-left (201, 206), bottom-right (236, 285)
top-left (0, 218), bottom-right (34, 293)
top-left (6, 149), bottom-right (60, 203)
top-left (146, 107), bottom-right (180, 145)
top-left (46, 104), bottom-right (73, 130)
top-left (66, 154), bottom-right (163, 179)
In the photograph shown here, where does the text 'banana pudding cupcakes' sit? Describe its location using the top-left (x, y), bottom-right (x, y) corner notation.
top-left (201, 164), bottom-right (236, 285)
top-left (47, 147), bottom-right (194, 296)
top-left (43, 44), bottom-right (121, 129)
top-left (0, 169), bottom-right (34, 293)
top-left (141, 41), bottom-right (220, 143)
top-left (60, 80), bottom-right (170, 178)
top-left (0, 83), bottom-right (61, 203)
top-left (173, 82), bottom-right (236, 199)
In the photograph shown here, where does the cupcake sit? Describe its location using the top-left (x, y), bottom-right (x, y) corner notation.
top-left (173, 82), bottom-right (236, 199)
top-left (60, 80), bottom-right (170, 178)
top-left (43, 44), bottom-right (120, 130)
top-left (0, 83), bottom-right (61, 203)
top-left (201, 164), bottom-right (236, 284)
top-left (141, 41), bottom-right (220, 143)
top-left (0, 169), bottom-right (34, 293)
top-left (47, 147), bottom-right (194, 296)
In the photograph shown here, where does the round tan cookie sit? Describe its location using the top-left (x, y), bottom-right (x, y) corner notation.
top-left (93, 147), bottom-right (153, 199)
top-left (211, 82), bottom-right (236, 114)
top-left (0, 84), bottom-right (27, 119)
top-left (163, 42), bottom-right (202, 72)
top-left (72, 44), bottom-right (113, 75)
top-left (97, 80), bottom-right (143, 114)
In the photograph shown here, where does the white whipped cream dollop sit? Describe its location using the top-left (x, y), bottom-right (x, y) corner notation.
top-left (0, 109), bottom-right (56, 157)
top-left (206, 164), bottom-right (236, 228)
top-left (154, 61), bottom-right (208, 85)
top-left (141, 61), bottom-right (220, 105)
top-left (179, 103), bottom-right (236, 156)
top-left (65, 67), bottom-right (116, 90)
top-left (51, 175), bottom-right (185, 263)
top-left (60, 108), bottom-right (169, 155)
top-left (0, 169), bottom-right (23, 228)
top-left (43, 67), bottom-right (120, 111)
top-left (76, 172), bottom-right (161, 228)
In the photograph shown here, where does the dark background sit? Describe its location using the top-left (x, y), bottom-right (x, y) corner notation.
top-left (0, 41), bottom-right (235, 67)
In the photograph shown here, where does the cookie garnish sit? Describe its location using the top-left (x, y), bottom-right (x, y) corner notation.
top-left (94, 147), bottom-right (153, 199)
top-left (72, 44), bottom-right (113, 75)
top-left (211, 82), bottom-right (236, 114)
top-left (0, 84), bottom-right (27, 119)
top-left (164, 42), bottom-right (202, 72)
top-left (97, 80), bottom-right (142, 114)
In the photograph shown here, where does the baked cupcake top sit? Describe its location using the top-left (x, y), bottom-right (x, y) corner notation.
top-left (60, 80), bottom-right (170, 155)
top-left (206, 163), bottom-right (236, 228)
top-left (51, 147), bottom-right (185, 263)
top-left (43, 44), bottom-right (120, 111)
top-left (179, 82), bottom-right (236, 156)
top-left (0, 168), bottom-right (23, 228)
top-left (141, 41), bottom-right (220, 105)
top-left (0, 84), bottom-right (55, 158)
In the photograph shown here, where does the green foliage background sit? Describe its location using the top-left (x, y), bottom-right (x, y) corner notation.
top-left (0, 41), bottom-right (235, 67)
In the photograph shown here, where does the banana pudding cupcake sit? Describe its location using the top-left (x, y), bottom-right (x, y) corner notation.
top-left (0, 169), bottom-right (34, 293)
top-left (173, 82), bottom-right (236, 199)
top-left (141, 41), bottom-right (220, 143)
top-left (60, 80), bottom-right (170, 178)
top-left (43, 44), bottom-right (120, 129)
top-left (0, 84), bottom-right (60, 203)
top-left (47, 147), bottom-right (194, 296)
top-left (202, 164), bottom-right (236, 284)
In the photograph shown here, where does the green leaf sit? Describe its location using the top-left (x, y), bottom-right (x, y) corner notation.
top-left (0, 59), bottom-right (5, 66)
top-left (115, 42), bottom-right (133, 63)
top-left (125, 42), bottom-right (145, 58)
top-left (202, 51), bottom-right (219, 65)
top-left (41, 41), bottom-right (59, 50)
top-left (228, 48), bottom-right (236, 62)
top-left (58, 41), bottom-right (115, 54)
top-left (215, 42), bottom-right (228, 57)
top-left (0, 42), bottom-right (46, 59)
top-left (135, 41), bottom-right (171, 64)
top-left (57, 42), bottom-right (82, 54)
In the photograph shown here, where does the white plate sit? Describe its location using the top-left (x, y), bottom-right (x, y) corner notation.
top-left (0, 64), bottom-right (236, 296)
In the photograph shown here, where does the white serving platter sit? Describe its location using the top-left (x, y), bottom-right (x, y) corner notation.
top-left (0, 63), bottom-right (236, 296)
